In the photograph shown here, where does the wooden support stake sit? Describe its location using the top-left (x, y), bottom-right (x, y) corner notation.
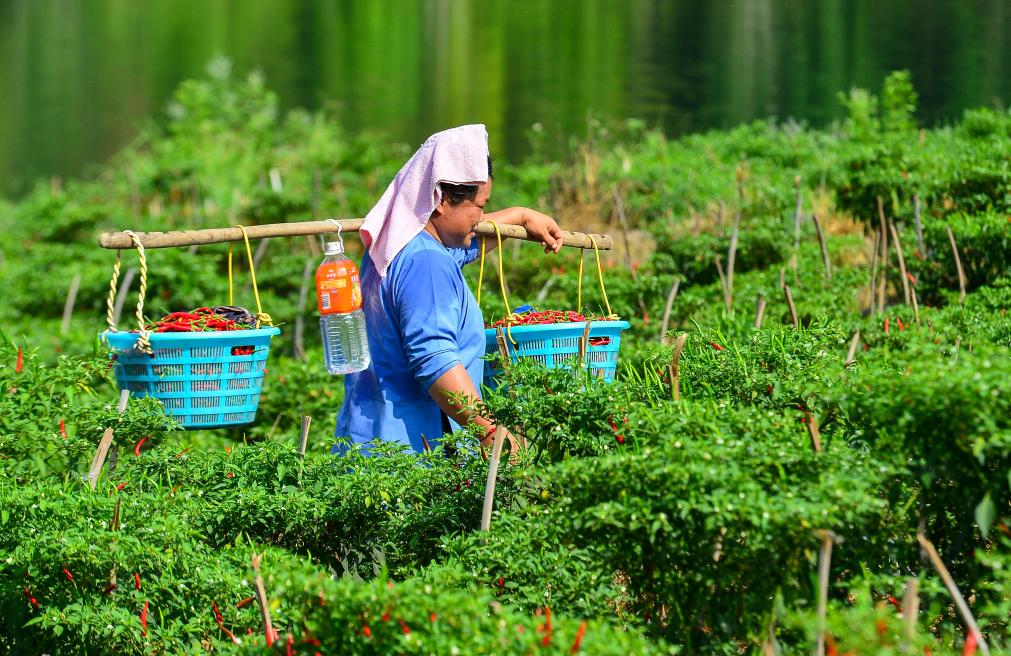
top-left (725, 209), bottom-right (741, 312)
top-left (480, 426), bottom-right (507, 531)
top-left (612, 189), bottom-right (634, 276)
top-left (714, 255), bottom-right (728, 302)
top-left (916, 533), bottom-right (989, 655)
top-left (815, 530), bottom-right (835, 656)
top-left (784, 284), bottom-right (799, 328)
top-left (293, 257), bottom-right (314, 360)
top-left (668, 333), bottom-right (688, 401)
top-left (659, 279), bottom-right (681, 343)
top-left (61, 272), bottom-right (81, 335)
top-left (495, 327), bottom-right (511, 369)
top-left (945, 225), bottom-right (967, 304)
top-left (913, 193), bottom-right (926, 258)
top-left (251, 553), bottom-right (275, 647)
top-left (869, 230), bottom-right (881, 315)
top-left (805, 410), bottom-right (822, 453)
top-left (844, 331), bottom-right (861, 368)
top-left (902, 576), bottom-right (919, 643)
top-left (298, 415), bottom-right (312, 461)
top-left (754, 294), bottom-right (767, 329)
top-left (89, 390), bottom-right (129, 491)
top-left (888, 220), bottom-right (912, 306)
top-left (877, 197), bottom-right (889, 312)
top-left (578, 322), bottom-right (593, 368)
top-left (812, 214), bottom-right (832, 280)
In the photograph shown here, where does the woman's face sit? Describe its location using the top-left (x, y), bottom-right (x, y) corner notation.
top-left (431, 179), bottom-right (492, 248)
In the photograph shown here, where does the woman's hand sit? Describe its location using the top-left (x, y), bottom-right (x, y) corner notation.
top-left (521, 208), bottom-right (565, 254)
top-left (479, 426), bottom-right (526, 463)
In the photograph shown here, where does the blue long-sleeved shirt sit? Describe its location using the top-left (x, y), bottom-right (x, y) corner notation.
top-left (335, 231), bottom-right (485, 453)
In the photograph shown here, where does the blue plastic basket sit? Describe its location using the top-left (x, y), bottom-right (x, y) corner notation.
top-left (102, 327), bottom-right (280, 429)
top-left (483, 320), bottom-right (630, 388)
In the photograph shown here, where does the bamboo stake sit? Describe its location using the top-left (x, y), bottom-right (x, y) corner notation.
top-left (877, 196), bottom-right (889, 312)
top-left (293, 258), bottom-right (314, 360)
top-left (916, 533), bottom-right (989, 655)
top-left (945, 226), bottom-right (967, 304)
top-left (612, 189), bottom-right (634, 275)
top-left (495, 327), bottom-right (511, 368)
top-left (889, 220), bottom-right (912, 306)
top-left (715, 255), bottom-right (728, 301)
top-left (251, 553), bottom-right (275, 647)
top-left (754, 294), bottom-right (767, 329)
top-left (844, 331), bottom-right (861, 367)
top-left (869, 230), bottom-right (881, 315)
top-left (805, 410), bottom-right (822, 453)
top-left (61, 272), bottom-right (81, 335)
top-left (298, 415), bottom-right (312, 461)
top-left (811, 214), bottom-right (832, 280)
top-left (668, 333), bottom-right (688, 401)
top-left (100, 220), bottom-right (614, 251)
top-left (725, 209), bottom-right (741, 312)
top-left (480, 426), bottom-right (507, 531)
top-left (902, 577), bottom-right (919, 643)
top-left (659, 279), bottom-right (681, 343)
top-left (89, 390), bottom-right (129, 491)
top-left (814, 530), bottom-right (835, 656)
top-left (913, 193), bottom-right (926, 257)
top-left (784, 285), bottom-right (799, 328)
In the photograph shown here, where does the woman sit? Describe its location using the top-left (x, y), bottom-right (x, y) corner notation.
top-left (335, 124), bottom-right (563, 455)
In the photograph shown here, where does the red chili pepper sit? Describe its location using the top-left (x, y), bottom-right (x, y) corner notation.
top-left (826, 635), bottom-right (838, 656)
top-left (420, 434), bottom-right (431, 452)
top-left (59, 418), bottom-right (67, 439)
top-left (15, 347), bottom-right (23, 373)
top-left (400, 619), bottom-right (411, 634)
top-left (884, 318), bottom-right (890, 334)
top-left (709, 341), bottom-right (725, 351)
top-left (286, 634), bottom-right (294, 656)
top-left (134, 572), bottom-right (141, 591)
top-left (570, 621), bottom-right (587, 654)
top-left (115, 482), bottom-right (128, 493)
top-left (430, 612), bottom-right (437, 623)
top-left (896, 317), bottom-right (905, 332)
top-left (212, 600), bottom-right (224, 624)
top-left (23, 586), bottom-right (39, 609)
top-left (607, 417), bottom-right (625, 445)
top-left (236, 595), bottom-right (256, 609)
top-left (362, 625), bottom-right (372, 638)
top-left (134, 436), bottom-right (149, 457)
top-left (541, 606), bottom-right (553, 647)
top-left (140, 600), bottom-right (148, 636)
top-left (103, 582), bottom-right (117, 595)
top-left (963, 631), bottom-right (978, 656)
top-left (885, 594), bottom-right (901, 611)
top-left (381, 612), bottom-right (390, 622)
top-left (62, 568), bottom-right (74, 582)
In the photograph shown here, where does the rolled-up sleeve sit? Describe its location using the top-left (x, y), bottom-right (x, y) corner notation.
top-left (393, 250), bottom-right (464, 391)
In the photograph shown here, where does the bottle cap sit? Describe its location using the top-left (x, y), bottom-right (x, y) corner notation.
top-left (324, 241), bottom-right (344, 255)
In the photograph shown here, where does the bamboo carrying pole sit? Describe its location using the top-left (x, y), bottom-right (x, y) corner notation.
top-left (100, 219), bottom-right (614, 251)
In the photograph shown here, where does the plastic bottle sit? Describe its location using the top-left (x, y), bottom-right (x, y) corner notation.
top-left (317, 241), bottom-right (370, 375)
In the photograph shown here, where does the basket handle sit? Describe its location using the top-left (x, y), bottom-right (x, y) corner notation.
top-left (105, 230), bottom-right (153, 354)
top-left (227, 224), bottom-right (273, 328)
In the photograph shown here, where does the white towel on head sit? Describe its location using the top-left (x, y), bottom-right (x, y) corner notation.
top-left (360, 124), bottom-right (490, 277)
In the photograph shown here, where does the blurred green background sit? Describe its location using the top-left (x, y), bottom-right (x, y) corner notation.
top-left (1, 0), bottom-right (1008, 197)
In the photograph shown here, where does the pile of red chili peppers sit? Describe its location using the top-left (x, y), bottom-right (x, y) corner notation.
top-left (487, 309), bottom-right (602, 328)
top-left (146, 307), bottom-right (251, 333)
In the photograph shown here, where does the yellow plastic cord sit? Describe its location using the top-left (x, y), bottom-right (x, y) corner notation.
top-left (228, 225), bottom-right (273, 328)
top-left (490, 222), bottom-right (518, 345)
top-left (476, 235), bottom-right (486, 307)
top-left (577, 248), bottom-right (585, 312)
top-left (588, 236), bottom-right (613, 317)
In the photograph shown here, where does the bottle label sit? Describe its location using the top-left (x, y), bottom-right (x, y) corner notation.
top-left (316, 260), bottom-right (363, 314)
